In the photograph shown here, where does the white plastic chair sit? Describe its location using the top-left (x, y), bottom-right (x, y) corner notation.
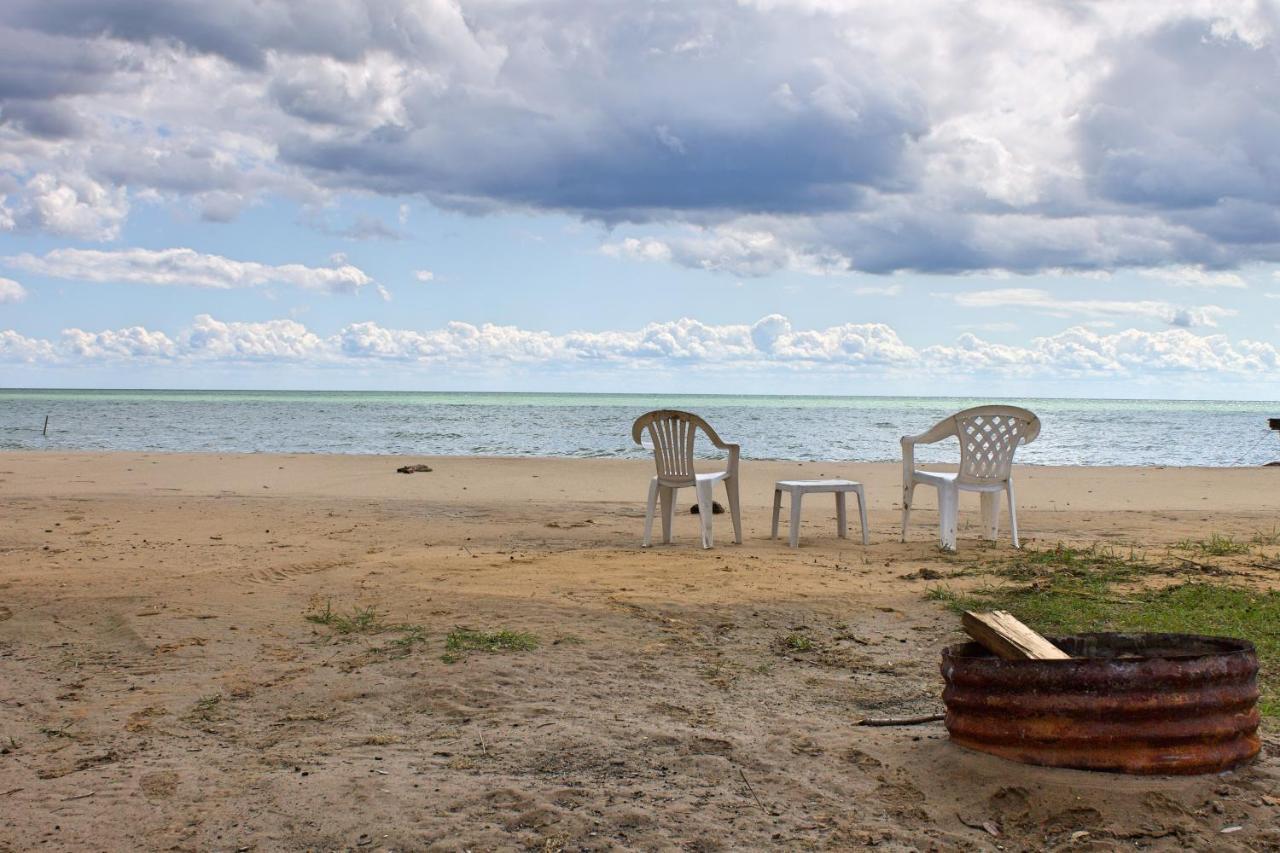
top-left (632, 410), bottom-right (742, 549)
top-left (900, 405), bottom-right (1040, 551)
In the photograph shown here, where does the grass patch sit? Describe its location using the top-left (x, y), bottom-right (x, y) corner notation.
top-left (442, 628), bottom-right (537, 662)
top-left (1174, 533), bottom-right (1252, 557)
top-left (1251, 526), bottom-right (1280, 547)
top-left (306, 600), bottom-right (430, 662)
top-left (385, 625), bottom-right (428, 653)
top-left (38, 722), bottom-right (77, 739)
top-left (982, 542), bottom-right (1151, 583)
top-left (305, 600), bottom-right (385, 634)
top-left (781, 633), bottom-right (814, 652)
top-left (928, 543), bottom-right (1280, 718)
top-left (190, 694), bottom-right (225, 722)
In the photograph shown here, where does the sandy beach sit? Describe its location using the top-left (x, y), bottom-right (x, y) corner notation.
top-left (1, 452), bottom-right (1278, 851)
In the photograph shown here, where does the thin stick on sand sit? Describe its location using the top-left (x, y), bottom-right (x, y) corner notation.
top-left (737, 768), bottom-right (769, 813)
top-left (856, 713), bottom-right (946, 727)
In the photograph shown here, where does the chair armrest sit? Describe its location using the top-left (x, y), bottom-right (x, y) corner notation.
top-left (720, 443), bottom-right (740, 474)
top-left (901, 429), bottom-right (944, 446)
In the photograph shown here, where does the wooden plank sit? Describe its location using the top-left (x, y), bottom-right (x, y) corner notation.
top-left (962, 610), bottom-right (1071, 661)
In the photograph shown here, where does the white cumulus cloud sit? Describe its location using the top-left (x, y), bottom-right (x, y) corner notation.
top-left (1138, 266), bottom-right (1247, 288)
top-left (2, 314), bottom-right (1276, 384)
top-left (951, 288), bottom-right (1235, 328)
top-left (16, 173), bottom-right (129, 242)
top-left (5, 248), bottom-right (374, 294)
top-left (181, 314), bottom-right (327, 360)
top-left (0, 277), bottom-right (27, 303)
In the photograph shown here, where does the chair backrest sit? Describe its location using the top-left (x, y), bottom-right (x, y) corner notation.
top-left (953, 405), bottom-right (1040, 484)
top-left (631, 409), bottom-right (718, 484)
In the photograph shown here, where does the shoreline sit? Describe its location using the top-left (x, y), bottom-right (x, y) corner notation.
top-left (3, 449), bottom-right (1280, 515)
top-left (6, 446), bottom-right (1280, 467)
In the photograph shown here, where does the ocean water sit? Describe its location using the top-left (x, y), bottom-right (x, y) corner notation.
top-left (1, 389), bottom-right (1278, 467)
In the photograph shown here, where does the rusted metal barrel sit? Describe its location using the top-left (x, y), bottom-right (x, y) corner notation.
top-left (941, 633), bottom-right (1260, 775)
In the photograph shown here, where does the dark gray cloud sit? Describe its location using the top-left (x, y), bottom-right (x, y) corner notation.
top-left (5, 0), bottom-right (492, 69)
top-left (0, 25), bottom-right (123, 142)
top-left (0, 1), bottom-right (1278, 274)
top-left (266, 1), bottom-right (929, 220)
top-left (0, 101), bottom-right (86, 139)
top-left (1083, 21), bottom-right (1280, 210)
top-left (0, 26), bottom-right (126, 100)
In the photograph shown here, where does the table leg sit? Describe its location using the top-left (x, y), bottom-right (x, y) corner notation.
top-left (836, 491), bottom-right (847, 539)
top-left (855, 486), bottom-right (869, 545)
top-left (771, 488), bottom-right (782, 540)
top-left (789, 491), bottom-right (802, 548)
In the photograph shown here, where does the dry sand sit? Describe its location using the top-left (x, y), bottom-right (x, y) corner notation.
top-left (1, 452), bottom-right (1278, 851)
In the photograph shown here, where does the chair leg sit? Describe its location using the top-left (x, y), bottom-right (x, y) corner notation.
top-left (938, 484), bottom-right (958, 551)
top-left (836, 491), bottom-right (847, 539)
top-left (725, 476), bottom-right (743, 544)
top-left (771, 488), bottom-right (783, 540)
top-left (659, 486), bottom-right (675, 544)
top-left (1007, 480), bottom-right (1020, 549)
top-left (901, 483), bottom-right (916, 542)
top-left (855, 485), bottom-right (869, 546)
top-left (789, 490), bottom-right (802, 548)
top-left (980, 491), bottom-right (1001, 541)
top-left (695, 480), bottom-right (715, 549)
top-left (642, 478), bottom-right (659, 547)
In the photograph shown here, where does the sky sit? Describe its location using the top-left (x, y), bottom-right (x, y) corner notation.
top-left (1, 0), bottom-right (1279, 398)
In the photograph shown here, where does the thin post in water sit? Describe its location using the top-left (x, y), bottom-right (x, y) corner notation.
top-left (42, 415), bottom-right (49, 436)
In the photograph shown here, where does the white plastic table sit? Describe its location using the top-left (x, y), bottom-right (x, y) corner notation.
top-left (771, 479), bottom-right (869, 548)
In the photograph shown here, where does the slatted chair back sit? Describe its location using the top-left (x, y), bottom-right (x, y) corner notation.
top-left (952, 406), bottom-right (1041, 485)
top-left (632, 410), bottom-right (722, 485)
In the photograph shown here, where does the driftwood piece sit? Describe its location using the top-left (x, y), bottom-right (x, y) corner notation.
top-left (962, 610), bottom-right (1071, 661)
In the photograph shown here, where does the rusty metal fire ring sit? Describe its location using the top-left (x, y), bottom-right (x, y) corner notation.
top-left (941, 633), bottom-right (1260, 775)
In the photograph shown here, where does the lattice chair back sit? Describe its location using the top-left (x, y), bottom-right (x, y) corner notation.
top-left (953, 406), bottom-right (1041, 485)
top-left (632, 410), bottom-right (719, 485)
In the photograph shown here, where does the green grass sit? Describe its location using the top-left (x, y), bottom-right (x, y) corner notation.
top-left (386, 625), bottom-right (428, 653)
top-left (781, 633), bottom-right (814, 652)
top-left (305, 600), bottom-right (386, 634)
top-left (442, 628), bottom-right (538, 662)
top-left (1251, 526), bottom-right (1280, 547)
top-left (1173, 533), bottom-right (1252, 557)
top-left (306, 600), bottom-right (429, 660)
top-left (928, 544), bottom-right (1280, 718)
top-left (978, 542), bottom-right (1151, 583)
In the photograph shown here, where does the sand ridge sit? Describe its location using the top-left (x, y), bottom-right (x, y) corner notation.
top-left (0, 452), bottom-right (1278, 850)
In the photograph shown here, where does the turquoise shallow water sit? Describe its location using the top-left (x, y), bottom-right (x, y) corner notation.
top-left (1, 389), bottom-right (1278, 466)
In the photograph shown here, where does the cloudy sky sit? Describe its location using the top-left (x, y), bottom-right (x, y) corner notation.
top-left (1, 0), bottom-right (1279, 397)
